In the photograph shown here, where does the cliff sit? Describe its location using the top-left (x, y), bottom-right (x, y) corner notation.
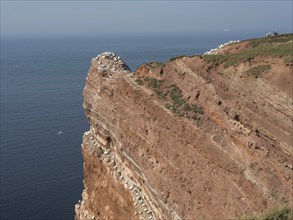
top-left (75, 35), bottom-right (293, 219)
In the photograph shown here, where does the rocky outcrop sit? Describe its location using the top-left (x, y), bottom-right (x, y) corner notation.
top-left (75, 35), bottom-right (293, 219)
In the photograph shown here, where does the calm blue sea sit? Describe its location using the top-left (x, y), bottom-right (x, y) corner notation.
top-left (0, 32), bottom-right (259, 219)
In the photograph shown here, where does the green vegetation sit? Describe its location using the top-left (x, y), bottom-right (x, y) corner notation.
top-left (135, 79), bottom-right (144, 85)
top-left (203, 54), bottom-right (226, 64)
top-left (136, 77), bottom-right (166, 99)
top-left (164, 84), bottom-right (185, 114)
top-left (245, 64), bottom-right (271, 78)
top-left (168, 55), bottom-right (199, 62)
top-left (134, 77), bottom-right (204, 122)
top-left (249, 35), bottom-right (293, 47)
top-left (203, 35), bottom-right (293, 68)
top-left (164, 84), bottom-right (204, 121)
top-left (242, 206), bottom-right (293, 220)
top-left (148, 78), bottom-right (164, 89)
top-left (169, 55), bottom-right (187, 62)
top-left (286, 56), bottom-right (293, 63)
top-left (154, 62), bottom-right (165, 68)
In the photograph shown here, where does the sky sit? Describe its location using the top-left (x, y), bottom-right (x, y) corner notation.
top-left (1, 1), bottom-right (292, 38)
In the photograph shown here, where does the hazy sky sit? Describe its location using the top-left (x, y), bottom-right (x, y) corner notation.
top-left (1, 1), bottom-right (292, 37)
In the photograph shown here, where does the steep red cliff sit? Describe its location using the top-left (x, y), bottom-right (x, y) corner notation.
top-left (75, 35), bottom-right (293, 219)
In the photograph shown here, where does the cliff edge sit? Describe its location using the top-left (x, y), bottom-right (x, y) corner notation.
top-left (75, 35), bottom-right (293, 219)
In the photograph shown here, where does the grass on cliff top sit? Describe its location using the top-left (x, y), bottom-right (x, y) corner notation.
top-left (203, 34), bottom-right (293, 67)
top-left (249, 34), bottom-right (293, 47)
top-left (241, 206), bottom-right (293, 220)
top-left (146, 62), bottom-right (165, 68)
top-left (154, 62), bottom-right (165, 68)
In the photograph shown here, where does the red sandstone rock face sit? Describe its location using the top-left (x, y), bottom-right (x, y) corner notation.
top-left (75, 38), bottom-right (293, 219)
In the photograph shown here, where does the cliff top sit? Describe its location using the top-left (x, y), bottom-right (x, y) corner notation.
top-left (91, 51), bottom-right (131, 78)
top-left (134, 33), bottom-right (292, 100)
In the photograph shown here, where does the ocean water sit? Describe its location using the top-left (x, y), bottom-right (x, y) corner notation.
top-left (1, 32), bottom-right (258, 219)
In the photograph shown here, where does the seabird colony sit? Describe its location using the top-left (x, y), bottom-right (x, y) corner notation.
top-left (94, 51), bottom-right (129, 73)
top-left (95, 51), bottom-right (123, 63)
top-left (204, 40), bottom-right (240, 55)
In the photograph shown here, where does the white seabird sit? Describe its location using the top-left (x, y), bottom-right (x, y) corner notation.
top-left (58, 131), bottom-right (63, 134)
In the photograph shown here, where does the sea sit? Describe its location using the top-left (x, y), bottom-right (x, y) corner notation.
top-left (1, 32), bottom-right (260, 219)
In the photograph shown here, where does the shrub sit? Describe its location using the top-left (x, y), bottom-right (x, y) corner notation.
top-left (197, 107), bottom-right (204, 115)
top-left (183, 103), bottom-right (191, 111)
top-left (148, 78), bottom-right (164, 89)
top-left (169, 84), bottom-right (183, 101)
top-left (246, 65), bottom-right (271, 78)
top-left (135, 79), bottom-right (144, 85)
top-left (141, 80), bottom-right (205, 122)
top-left (173, 98), bottom-right (185, 107)
top-left (191, 104), bottom-right (198, 113)
top-left (164, 103), bottom-right (172, 109)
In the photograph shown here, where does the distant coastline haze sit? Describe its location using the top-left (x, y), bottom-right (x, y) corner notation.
top-left (1, 1), bottom-right (292, 38)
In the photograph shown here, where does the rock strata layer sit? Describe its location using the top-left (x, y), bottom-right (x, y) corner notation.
top-left (75, 36), bottom-right (293, 220)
